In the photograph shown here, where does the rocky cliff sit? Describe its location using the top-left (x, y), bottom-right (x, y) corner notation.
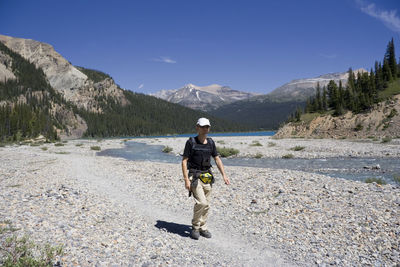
top-left (0, 34), bottom-right (127, 112)
top-left (275, 94), bottom-right (400, 139)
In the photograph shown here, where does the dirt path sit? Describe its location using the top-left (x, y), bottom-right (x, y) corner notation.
top-left (60, 154), bottom-right (290, 266)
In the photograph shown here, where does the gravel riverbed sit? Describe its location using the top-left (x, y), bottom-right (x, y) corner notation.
top-left (1, 138), bottom-right (399, 266)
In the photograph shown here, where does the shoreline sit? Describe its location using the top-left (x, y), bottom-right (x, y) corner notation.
top-left (1, 138), bottom-right (399, 266)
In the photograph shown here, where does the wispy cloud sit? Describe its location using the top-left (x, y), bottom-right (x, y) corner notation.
top-left (138, 84), bottom-right (144, 90)
top-left (151, 56), bottom-right (177, 64)
top-left (319, 53), bottom-right (337, 59)
top-left (357, 0), bottom-right (400, 32)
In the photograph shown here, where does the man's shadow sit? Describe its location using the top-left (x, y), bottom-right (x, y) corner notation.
top-left (155, 220), bottom-right (191, 238)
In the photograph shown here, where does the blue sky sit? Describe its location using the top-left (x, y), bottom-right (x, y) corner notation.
top-left (1, 0), bottom-right (399, 94)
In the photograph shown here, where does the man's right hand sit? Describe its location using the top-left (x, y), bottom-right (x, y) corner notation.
top-left (185, 179), bottom-right (191, 191)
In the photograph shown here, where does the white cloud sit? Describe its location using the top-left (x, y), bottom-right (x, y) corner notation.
top-left (152, 56), bottom-right (177, 64)
top-left (358, 1), bottom-right (400, 32)
top-left (138, 84), bottom-right (144, 89)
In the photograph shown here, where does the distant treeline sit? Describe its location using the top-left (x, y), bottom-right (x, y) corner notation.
top-left (289, 38), bottom-right (400, 121)
top-left (211, 98), bottom-right (305, 130)
top-left (76, 88), bottom-right (250, 138)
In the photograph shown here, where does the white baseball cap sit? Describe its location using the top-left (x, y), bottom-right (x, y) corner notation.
top-left (196, 117), bottom-right (211, 126)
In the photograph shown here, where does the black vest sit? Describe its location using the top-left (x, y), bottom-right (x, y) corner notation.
top-left (188, 137), bottom-right (215, 171)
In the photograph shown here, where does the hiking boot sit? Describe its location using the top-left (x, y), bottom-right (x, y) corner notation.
top-left (191, 229), bottom-right (200, 240)
top-left (200, 230), bottom-right (212, 238)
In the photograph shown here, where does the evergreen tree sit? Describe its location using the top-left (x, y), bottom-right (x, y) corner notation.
top-left (385, 38), bottom-right (397, 78)
top-left (327, 80), bottom-right (338, 109)
top-left (382, 58), bottom-right (393, 82)
top-left (322, 86), bottom-right (328, 111)
top-left (315, 83), bottom-right (322, 111)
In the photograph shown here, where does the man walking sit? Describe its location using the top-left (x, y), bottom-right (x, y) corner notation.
top-left (182, 117), bottom-right (230, 240)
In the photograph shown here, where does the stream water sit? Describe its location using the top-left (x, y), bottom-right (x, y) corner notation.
top-left (98, 141), bottom-right (400, 185)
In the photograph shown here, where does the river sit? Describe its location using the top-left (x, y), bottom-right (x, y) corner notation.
top-left (98, 140), bottom-right (400, 185)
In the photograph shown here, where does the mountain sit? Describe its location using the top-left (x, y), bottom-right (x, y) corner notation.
top-left (0, 34), bottom-right (248, 141)
top-left (260, 68), bottom-right (368, 102)
top-left (152, 83), bottom-right (258, 111)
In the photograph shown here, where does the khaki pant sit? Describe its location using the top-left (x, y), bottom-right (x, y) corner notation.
top-left (190, 177), bottom-right (212, 231)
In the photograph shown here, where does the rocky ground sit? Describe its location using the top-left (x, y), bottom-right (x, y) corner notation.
top-left (1, 138), bottom-right (399, 266)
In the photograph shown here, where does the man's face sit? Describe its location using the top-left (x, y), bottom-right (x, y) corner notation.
top-left (196, 125), bottom-right (210, 135)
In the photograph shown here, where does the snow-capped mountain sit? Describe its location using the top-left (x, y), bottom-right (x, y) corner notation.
top-left (152, 84), bottom-right (258, 111)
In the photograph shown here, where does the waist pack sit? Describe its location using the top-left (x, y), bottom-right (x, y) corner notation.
top-left (190, 169), bottom-right (214, 184)
top-left (199, 172), bottom-right (213, 184)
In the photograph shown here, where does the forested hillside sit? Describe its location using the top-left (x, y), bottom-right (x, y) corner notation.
top-left (0, 41), bottom-right (68, 141)
top-left (210, 98), bottom-right (305, 130)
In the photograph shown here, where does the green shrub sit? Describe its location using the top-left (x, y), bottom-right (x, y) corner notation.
top-left (216, 140), bottom-right (225, 144)
top-left (41, 147), bottom-right (48, 151)
top-left (54, 143), bottom-right (64, 147)
top-left (282, 154), bottom-right (294, 159)
top-left (0, 222), bottom-right (63, 266)
top-left (162, 146), bottom-right (173, 153)
top-left (75, 143), bottom-right (83, 147)
top-left (217, 147), bottom-right (239, 157)
top-left (387, 108), bottom-right (398, 118)
top-left (365, 177), bottom-right (386, 185)
top-left (291, 146), bottom-right (305, 151)
top-left (354, 123), bottom-right (363, 131)
top-left (55, 152), bottom-right (70, 154)
top-left (62, 140), bottom-right (68, 143)
top-left (250, 141), bottom-right (263, 147)
top-left (381, 137), bottom-right (392, 143)
top-left (268, 142), bottom-right (276, 147)
top-left (90, 146), bottom-right (101, 151)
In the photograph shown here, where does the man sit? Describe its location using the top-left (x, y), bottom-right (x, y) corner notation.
top-left (182, 117), bottom-right (230, 240)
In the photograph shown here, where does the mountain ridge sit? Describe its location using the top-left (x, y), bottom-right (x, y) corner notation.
top-left (152, 83), bottom-right (258, 111)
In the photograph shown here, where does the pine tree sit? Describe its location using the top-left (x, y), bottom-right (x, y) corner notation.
top-left (315, 83), bottom-right (322, 111)
top-left (385, 38), bottom-right (397, 78)
top-left (327, 80), bottom-right (338, 109)
top-left (382, 58), bottom-right (393, 82)
top-left (322, 86), bottom-right (328, 111)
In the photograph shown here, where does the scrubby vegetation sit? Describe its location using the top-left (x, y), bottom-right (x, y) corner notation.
top-left (365, 177), bottom-right (387, 185)
top-left (217, 146), bottom-right (239, 157)
top-left (0, 221), bottom-right (63, 266)
top-left (291, 146), bottom-right (305, 151)
top-left (162, 146), bottom-right (173, 153)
